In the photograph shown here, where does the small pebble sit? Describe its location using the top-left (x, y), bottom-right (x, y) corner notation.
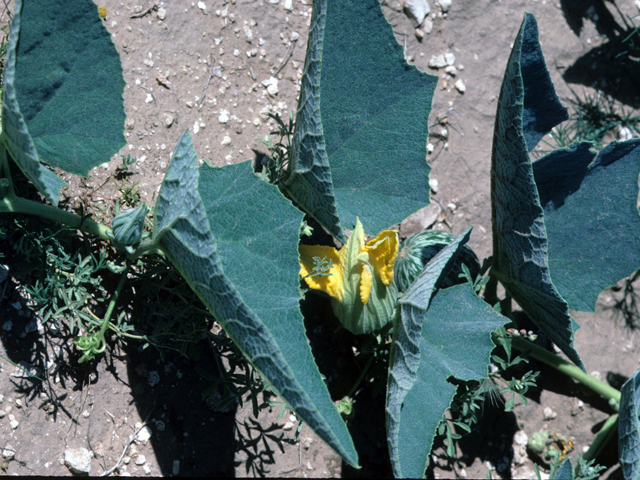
top-left (438, 0), bottom-right (452, 12)
top-left (445, 52), bottom-right (456, 65)
top-left (156, 7), bottom-right (166, 20)
top-left (135, 454), bottom-right (146, 466)
top-left (218, 110), bottom-right (230, 123)
top-left (454, 79), bottom-right (466, 93)
top-left (64, 448), bottom-right (92, 475)
top-left (221, 136), bottom-right (232, 146)
top-left (514, 430), bottom-right (528, 445)
top-left (145, 94), bottom-right (153, 104)
top-left (543, 407), bottom-right (557, 420)
top-left (282, 421), bottom-right (294, 431)
top-left (198, 2), bottom-right (207, 12)
top-left (428, 54), bottom-right (447, 69)
top-left (429, 178), bottom-right (439, 193)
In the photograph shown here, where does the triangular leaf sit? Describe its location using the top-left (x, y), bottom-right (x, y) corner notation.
top-left (389, 283), bottom-right (507, 478)
top-left (533, 140), bottom-right (640, 312)
top-left (386, 227), bottom-right (474, 478)
top-left (284, 0), bottom-right (437, 241)
top-left (1, 0), bottom-right (67, 205)
top-left (153, 131), bottom-right (358, 468)
top-left (490, 13), bottom-right (584, 371)
top-left (620, 368), bottom-right (640, 480)
top-left (1, 0), bottom-right (126, 204)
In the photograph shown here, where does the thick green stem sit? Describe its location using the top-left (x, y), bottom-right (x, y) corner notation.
top-left (0, 193), bottom-right (112, 240)
top-left (511, 337), bottom-right (621, 406)
top-left (583, 414), bottom-right (618, 462)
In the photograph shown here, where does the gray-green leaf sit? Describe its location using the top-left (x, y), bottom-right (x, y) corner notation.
top-left (389, 282), bottom-right (507, 478)
top-left (533, 140), bottom-right (640, 312)
top-left (284, 0), bottom-right (437, 241)
top-left (153, 130), bottom-right (358, 468)
top-left (620, 368), bottom-right (640, 480)
top-left (490, 13), bottom-right (584, 371)
top-left (1, 0), bottom-right (126, 204)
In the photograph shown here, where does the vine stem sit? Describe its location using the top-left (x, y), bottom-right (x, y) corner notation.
top-left (583, 414), bottom-right (617, 462)
top-left (511, 336), bottom-right (621, 405)
top-left (0, 193), bottom-right (112, 240)
top-left (96, 265), bottom-right (130, 348)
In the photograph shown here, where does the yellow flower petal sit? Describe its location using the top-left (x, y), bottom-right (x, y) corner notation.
top-left (366, 230), bottom-right (399, 285)
top-left (359, 264), bottom-right (373, 304)
top-left (299, 244), bottom-right (344, 302)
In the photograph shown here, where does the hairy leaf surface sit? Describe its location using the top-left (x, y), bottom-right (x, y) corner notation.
top-left (153, 131), bottom-right (358, 467)
top-left (386, 228), bottom-right (506, 478)
top-left (285, 0), bottom-right (437, 241)
top-left (1, 0), bottom-right (125, 204)
top-left (390, 282), bottom-right (506, 478)
top-left (490, 13), bottom-right (584, 370)
top-left (533, 140), bottom-right (640, 312)
top-left (620, 369), bottom-right (640, 480)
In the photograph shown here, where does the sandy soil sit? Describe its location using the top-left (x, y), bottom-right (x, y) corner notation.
top-left (1, 0), bottom-right (640, 477)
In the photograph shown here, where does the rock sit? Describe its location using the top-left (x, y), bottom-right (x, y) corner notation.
top-left (400, 203), bottom-right (442, 237)
top-left (284, 0), bottom-right (293, 11)
top-left (282, 421), bottom-right (294, 431)
top-left (221, 136), bottom-right (232, 146)
top-left (164, 114), bottom-right (175, 128)
top-left (144, 94), bottom-right (153, 104)
top-left (438, 0), bottom-right (451, 12)
top-left (445, 52), bottom-right (456, 66)
top-left (197, 2), bottom-right (207, 12)
top-left (429, 178), bottom-right (439, 193)
top-left (454, 79), bottom-right (466, 93)
top-left (193, 122), bottom-right (200, 135)
top-left (403, 0), bottom-right (430, 27)
top-left (423, 19), bottom-right (433, 34)
top-left (8, 414), bottom-right (18, 429)
top-left (147, 371), bottom-right (160, 387)
top-left (543, 407), bottom-right (557, 420)
top-left (64, 448), bottom-right (92, 475)
top-left (514, 430), bottom-right (528, 445)
top-left (218, 110), bottom-right (230, 123)
top-left (428, 54), bottom-right (447, 69)
top-left (156, 7), bottom-right (166, 20)
top-left (444, 65), bottom-right (457, 76)
top-left (135, 454), bottom-right (146, 466)
top-left (2, 446), bottom-right (15, 460)
top-left (243, 25), bottom-right (253, 43)
top-left (415, 28), bottom-right (425, 40)
top-left (619, 125), bottom-right (633, 141)
top-left (134, 424), bottom-right (152, 445)
top-left (262, 77), bottom-right (279, 96)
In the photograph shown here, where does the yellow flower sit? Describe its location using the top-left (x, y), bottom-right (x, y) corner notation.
top-left (98, 6), bottom-right (107, 19)
top-left (299, 218), bottom-right (399, 334)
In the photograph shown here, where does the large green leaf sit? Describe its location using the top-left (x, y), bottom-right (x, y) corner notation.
top-left (1, 0), bottom-right (66, 204)
top-left (153, 131), bottom-right (358, 467)
top-left (490, 13), bottom-right (584, 371)
top-left (386, 228), bottom-right (473, 478)
top-left (389, 282), bottom-right (506, 478)
top-left (533, 140), bottom-right (640, 312)
top-left (284, 0), bottom-right (437, 241)
top-left (620, 368), bottom-right (640, 480)
top-left (2, 0), bottom-right (125, 204)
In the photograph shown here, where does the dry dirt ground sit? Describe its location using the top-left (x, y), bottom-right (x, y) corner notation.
top-left (1, 0), bottom-right (640, 477)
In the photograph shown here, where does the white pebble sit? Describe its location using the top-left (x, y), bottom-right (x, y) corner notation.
top-left (438, 0), bottom-right (452, 12)
top-left (145, 93), bottom-right (153, 104)
top-left (193, 122), bottom-right (200, 135)
top-left (156, 7), bottom-right (166, 20)
top-left (445, 52), bottom-right (456, 66)
top-left (429, 178), bottom-right (439, 193)
top-left (218, 110), bottom-right (230, 123)
top-left (221, 136), bottom-right (232, 146)
top-left (454, 79), bottom-right (466, 93)
top-left (197, 2), bottom-right (207, 11)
